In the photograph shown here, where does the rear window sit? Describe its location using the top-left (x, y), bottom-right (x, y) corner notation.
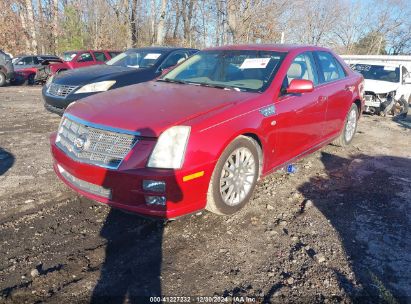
top-left (316, 51), bottom-right (346, 83)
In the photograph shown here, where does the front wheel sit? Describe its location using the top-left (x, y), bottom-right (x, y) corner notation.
top-left (206, 136), bottom-right (259, 215)
top-left (332, 104), bottom-right (359, 147)
top-left (25, 74), bottom-right (35, 85)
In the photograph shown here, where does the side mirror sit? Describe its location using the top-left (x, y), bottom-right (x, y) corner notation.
top-left (286, 79), bottom-right (314, 94)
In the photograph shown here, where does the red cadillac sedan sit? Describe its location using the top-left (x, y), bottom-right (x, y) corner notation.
top-left (50, 44), bottom-right (364, 218)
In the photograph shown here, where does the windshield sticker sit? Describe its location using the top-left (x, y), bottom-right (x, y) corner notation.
top-left (383, 66), bottom-right (396, 71)
top-left (352, 64), bottom-right (371, 72)
top-left (144, 53), bottom-right (162, 60)
top-left (240, 58), bottom-right (271, 69)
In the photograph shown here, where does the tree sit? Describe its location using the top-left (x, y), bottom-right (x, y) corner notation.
top-left (156, 0), bottom-right (168, 45)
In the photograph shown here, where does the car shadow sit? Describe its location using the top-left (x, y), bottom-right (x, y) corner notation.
top-left (392, 111), bottom-right (411, 129)
top-left (0, 147), bottom-right (14, 175)
top-left (90, 128), bottom-right (183, 303)
top-left (297, 152), bottom-right (410, 302)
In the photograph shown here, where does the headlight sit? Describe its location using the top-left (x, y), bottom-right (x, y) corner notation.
top-left (147, 126), bottom-right (190, 169)
top-left (75, 80), bottom-right (116, 94)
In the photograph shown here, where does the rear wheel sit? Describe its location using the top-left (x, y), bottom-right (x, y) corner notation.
top-left (206, 136), bottom-right (259, 215)
top-left (0, 72), bottom-right (6, 87)
top-left (332, 103), bottom-right (359, 147)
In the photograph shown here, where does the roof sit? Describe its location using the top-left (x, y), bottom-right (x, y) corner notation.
top-left (128, 46), bottom-right (198, 52)
top-left (204, 44), bottom-right (330, 52)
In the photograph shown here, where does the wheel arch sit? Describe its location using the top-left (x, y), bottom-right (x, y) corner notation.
top-left (242, 132), bottom-right (264, 179)
top-left (353, 99), bottom-right (362, 117)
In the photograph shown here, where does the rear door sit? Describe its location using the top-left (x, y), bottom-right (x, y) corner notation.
top-left (313, 51), bottom-right (353, 139)
top-left (274, 51), bottom-right (327, 164)
top-left (93, 51), bottom-right (108, 64)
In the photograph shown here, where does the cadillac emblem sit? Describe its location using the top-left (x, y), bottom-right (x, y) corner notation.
top-left (73, 133), bottom-right (88, 152)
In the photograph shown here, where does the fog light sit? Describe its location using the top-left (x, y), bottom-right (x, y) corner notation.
top-left (145, 196), bottom-right (166, 206)
top-left (142, 180), bottom-right (166, 193)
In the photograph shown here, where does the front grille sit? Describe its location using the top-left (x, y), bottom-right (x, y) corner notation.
top-left (58, 164), bottom-right (112, 198)
top-left (55, 115), bottom-right (139, 169)
top-left (48, 83), bottom-right (77, 97)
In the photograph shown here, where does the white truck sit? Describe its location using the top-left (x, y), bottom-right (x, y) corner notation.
top-left (342, 55), bottom-right (411, 117)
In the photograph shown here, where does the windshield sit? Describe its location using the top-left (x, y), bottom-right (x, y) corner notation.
top-left (351, 64), bottom-right (400, 83)
top-left (106, 50), bottom-right (166, 68)
top-left (63, 52), bottom-right (78, 62)
top-left (160, 50), bottom-right (285, 92)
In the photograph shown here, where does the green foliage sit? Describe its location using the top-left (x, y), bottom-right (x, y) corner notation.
top-left (353, 31), bottom-right (388, 55)
top-left (58, 5), bottom-right (86, 53)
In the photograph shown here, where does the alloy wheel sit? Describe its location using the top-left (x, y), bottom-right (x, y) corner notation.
top-left (345, 109), bottom-right (357, 142)
top-left (219, 147), bottom-right (256, 206)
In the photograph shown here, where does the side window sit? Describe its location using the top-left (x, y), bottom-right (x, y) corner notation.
top-left (160, 51), bottom-right (188, 70)
top-left (94, 52), bottom-right (108, 62)
top-left (77, 52), bottom-right (93, 62)
top-left (19, 57), bottom-right (34, 65)
top-left (316, 51), bottom-right (344, 83)
top-left (281, 52), bottom-right (318, 93)
top-left (33, 57), bottom-right (40, 64)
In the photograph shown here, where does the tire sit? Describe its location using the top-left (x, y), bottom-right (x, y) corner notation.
top-left (25, 74), bottom-right (35, 85)
top-left (206, 136), bottom-right (259, 215)
top-left (398, 97), bottom-right (409, 118)
top-left (332, 103), bottom-right (359, 147)
top-left (0, 72), bottom-right (6, 87)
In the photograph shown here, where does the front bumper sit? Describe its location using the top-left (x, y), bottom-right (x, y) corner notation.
top-left (42, 85), bottom-right (95, 114)
top-left (50, 133), bottom-right (213, 218)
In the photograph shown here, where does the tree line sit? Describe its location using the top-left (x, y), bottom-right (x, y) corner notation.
top-left (2, 0), bottom-right (411, 56)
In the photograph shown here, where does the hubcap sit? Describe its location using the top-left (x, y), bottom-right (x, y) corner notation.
top-left (345, 109), bottom-right (357, 142)
top-left (219, 147), bottom-right (256, 206)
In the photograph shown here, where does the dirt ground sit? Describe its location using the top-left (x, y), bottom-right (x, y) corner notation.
top-left (0, 86), bottom-right (410, 304)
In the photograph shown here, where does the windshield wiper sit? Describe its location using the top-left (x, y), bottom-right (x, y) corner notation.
top-left (196, 82), bottom-right (244, 92)
top-left (157, 78), bottom-right (188, 85)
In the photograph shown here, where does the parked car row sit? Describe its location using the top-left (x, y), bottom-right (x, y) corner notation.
top-left (43, 47), bottom-right (197, 114)
top-left (48, 44), bottom-right (365, 219)
top-left (0, 49), bottom-right (120, 87)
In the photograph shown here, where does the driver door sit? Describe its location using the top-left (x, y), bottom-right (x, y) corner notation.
top-left (273, 52), bottom-right (327, 165)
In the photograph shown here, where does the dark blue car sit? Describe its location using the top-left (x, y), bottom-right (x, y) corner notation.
top-left (43, 47), bottom-right (198, 115)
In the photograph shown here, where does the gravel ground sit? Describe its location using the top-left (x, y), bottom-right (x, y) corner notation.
top-left (0, 86), bottom-right (410, 304)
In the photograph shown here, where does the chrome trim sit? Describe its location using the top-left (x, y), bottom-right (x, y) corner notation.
top-left (47, 83), bottom-right (78, 98)
top-left (56, 114), bottom-right (141, 170)
top-left (64, 113), bottom-right (142, 136)
top-left (58, 164), bottom-right (112, 199)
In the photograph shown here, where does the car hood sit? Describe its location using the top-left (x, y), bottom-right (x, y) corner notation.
top-left (364, 79), bottom-right (400, 94)
top-left (53, 65), bottom-right (140, 85)
top-left (67, 81), bottom-right (255, 137)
